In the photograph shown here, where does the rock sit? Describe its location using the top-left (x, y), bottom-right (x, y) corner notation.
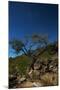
top-left (17, 77), bottom-right (26, 84)
top-left (16, 81), bottom-right (43, 88)
top-left (9, 74), bottom-right (15, 78)
top-left (34, 63), bottom-right (40, 70)
top-left (28, 69), bottom-right (33, 75)
top-left (32, 82), bottom-right (42, 87)
top-left (20, 77), bottom-right (26, 82)
top-left (52, 67), bottom-right (58, 73)
top-left (16, 81), bottom-right (34, 88)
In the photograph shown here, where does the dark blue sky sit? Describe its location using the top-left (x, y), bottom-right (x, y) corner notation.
top-left (9, 1), bottom-right (58, 57)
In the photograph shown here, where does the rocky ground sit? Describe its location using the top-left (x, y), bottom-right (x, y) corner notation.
top-left (9, 55), bottom-right (58, 88)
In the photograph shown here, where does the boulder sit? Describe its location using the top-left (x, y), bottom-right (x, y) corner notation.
top-left (32, 82), bottom-right (42, 87)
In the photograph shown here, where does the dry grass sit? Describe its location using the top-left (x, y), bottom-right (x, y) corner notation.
top-left (40, 72), bottom-right (58, 86)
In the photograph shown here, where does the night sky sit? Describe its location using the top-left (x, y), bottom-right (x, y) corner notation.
top-left (9, 1), bottom-right (58, 57)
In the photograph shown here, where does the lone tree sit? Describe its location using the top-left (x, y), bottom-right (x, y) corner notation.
top-left (10, 34), bottom-right (48, 71)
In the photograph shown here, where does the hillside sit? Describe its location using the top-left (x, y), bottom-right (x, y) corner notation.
top-left (9, 41), bottom-right (58, 88)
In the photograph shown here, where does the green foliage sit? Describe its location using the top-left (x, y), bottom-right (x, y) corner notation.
top-left (10, 40), bottom-right (24, 54)
top-left (9, 55), bottom-right (31, 76)
top-left (32, 34), bottom-right (48, 46)
top-left (47, 42), bottom-right (58, 55)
